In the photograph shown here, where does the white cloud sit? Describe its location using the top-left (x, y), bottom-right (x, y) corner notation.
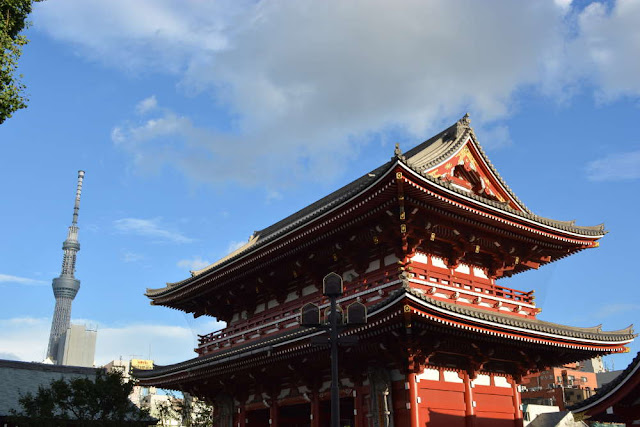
top-left (114, 218), bottom-right (194, 243)
top-left (586, 149), bottom-right (640, 181)
top-left (33, 0), bottom-right (243, 72)
top-left (135, 95), bottom-right (158, 115)
top-left (473, 124), bottom-right (512, 150)
top-left (0, 316), bottom-right (225, 366)
top-left (96, 323), bottom-right (209, 366)
top-left (571, 0), bottom-right (640, 101)
top-left (34, 1), bottom-right (640, 187)
top-left (0, 317), bottom-right (50, 362)
top-left (554, 0), bottom-right (573, 11)
top-left (177, 256), bottom-right (211, 271)
top-left (0, 274), bottom-right (47, 286)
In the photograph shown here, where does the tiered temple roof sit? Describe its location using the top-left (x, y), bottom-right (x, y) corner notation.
top-left (147, 114), bottom-right (605, 306)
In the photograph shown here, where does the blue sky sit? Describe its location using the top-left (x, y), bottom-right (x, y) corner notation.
top-left (1, 0), bottom-right (639, 371)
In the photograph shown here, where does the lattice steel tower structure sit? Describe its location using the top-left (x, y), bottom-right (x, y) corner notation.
top-left (46, 170), bottom-right (85, 363)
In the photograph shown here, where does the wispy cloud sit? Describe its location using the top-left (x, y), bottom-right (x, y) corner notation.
top-left (135, 95), bottom-right (158, 115)
top-left (121, 251), bottom-right (145, 263)
top-left (265, 189), bottom-right (283, 204)
top-left (177, 256), bottom-right (210, 271)
top-left (0, 316), bottom-right (225, 366)
top-left (586, 150), bottom-right (640, 181)
top-left (0, 274), bottom-right (47, 286)
top-left (113, 218), bottom-right (194, 243)
top-left (595, 303), bottom-right (640, 319)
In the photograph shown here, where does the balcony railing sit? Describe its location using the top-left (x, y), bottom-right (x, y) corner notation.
top-left (409, 264), bottom-right (534, 305)
top-left (197, 265), bottom-right (400, 349)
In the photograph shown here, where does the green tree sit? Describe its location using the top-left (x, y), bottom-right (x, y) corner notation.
top-left (10, 370), bottom-right (153, 427)
top-left (1, 0), bottom-right (41, 124)
top-left (154, 391), bottom-right (213, 427)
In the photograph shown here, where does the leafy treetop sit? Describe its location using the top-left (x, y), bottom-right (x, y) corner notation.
top-left (0, 0), bottom-right (42, 124)
top-left (10, 369), bottom-right (153, 427)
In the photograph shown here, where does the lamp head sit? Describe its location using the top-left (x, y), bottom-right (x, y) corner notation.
top-left (323, 272), bottom-right (343, 297)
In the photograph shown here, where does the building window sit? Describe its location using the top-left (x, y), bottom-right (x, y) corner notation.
top-left (581, 377), bottom-right (588, 383)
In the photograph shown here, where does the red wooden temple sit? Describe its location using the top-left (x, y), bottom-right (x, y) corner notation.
top-left (135, 114), bottom-right (635, 427)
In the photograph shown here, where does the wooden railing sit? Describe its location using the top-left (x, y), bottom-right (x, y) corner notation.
top-left (409, 264), bottom-right (534, 305)
top-left (197, 262), bottom-right (536, 351)
top-left (197, 265), bottom-right (401, 348)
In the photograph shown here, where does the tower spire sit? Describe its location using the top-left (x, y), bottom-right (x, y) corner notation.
top-left (46, 171), bottom-right (85, 363)
top-left (72, 170), bottom-right (84, 226)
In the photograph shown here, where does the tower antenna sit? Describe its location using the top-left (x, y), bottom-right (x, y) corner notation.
top-left (46, 171), bottom-right (85, 363)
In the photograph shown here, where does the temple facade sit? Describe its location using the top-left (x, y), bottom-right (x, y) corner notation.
top-left (136, 115), bottom-right (634, 427)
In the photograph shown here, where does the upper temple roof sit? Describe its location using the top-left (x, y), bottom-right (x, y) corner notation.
top-left (151, 114), bottom-right (606, 294)
top-left (403, 114), bottom-right (530, 213)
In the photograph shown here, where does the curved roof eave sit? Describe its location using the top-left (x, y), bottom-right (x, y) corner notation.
top-left (399, 161), bottom-right (606, 240)
top-left (145, 160), bottom-right (398, 297)
top-left (137, 287), bottom-right (634, 383)
top-left (569, 350), bottom-right (640, 413)
top-left (146, 116), bottom-right (606, 300)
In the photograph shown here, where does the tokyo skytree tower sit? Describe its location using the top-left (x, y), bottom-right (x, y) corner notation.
top-left (46, 171), bottom-right (85, 362)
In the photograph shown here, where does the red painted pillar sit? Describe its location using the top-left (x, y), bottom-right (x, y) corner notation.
top-left (310, 392), bottom-right (320, 427)
top-left (354, 386), bottom-right (364, 427)
top-left (407, 372), bottom-right (420, 427)
top-left (463, 371), bottom-right (476, 427)
top-left (512, 378), bottom-right (524, 427)
top-left (237, 404), bottom-right (246, 427)
top-left (270, 399), bottom-right (279, 427)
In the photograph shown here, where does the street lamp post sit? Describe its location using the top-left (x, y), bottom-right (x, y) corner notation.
top-left (300, 272), bottom-right (368, 427)
top-left (329, 286), bottom-right (340, 427)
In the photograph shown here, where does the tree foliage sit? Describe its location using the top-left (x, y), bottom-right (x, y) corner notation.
top-left (10, 370), bottom-right (152, 427)
top-left (0, 0), bottom-right (41, 124)
top-left (155, 391), bottom-right (213, 427)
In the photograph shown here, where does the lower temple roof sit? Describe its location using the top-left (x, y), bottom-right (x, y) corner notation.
top-left (135, 285), bottom-right (634, 382)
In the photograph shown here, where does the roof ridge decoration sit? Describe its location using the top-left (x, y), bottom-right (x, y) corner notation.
top-left (398, 114), bottom-right (606, 235)
top-left (147, 114), bottom-right (606, 297)
top-left (404, 113), bottom-right (530, 213)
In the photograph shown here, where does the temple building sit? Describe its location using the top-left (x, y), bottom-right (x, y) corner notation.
top-left (135, 115), bottom-right (635, 427)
